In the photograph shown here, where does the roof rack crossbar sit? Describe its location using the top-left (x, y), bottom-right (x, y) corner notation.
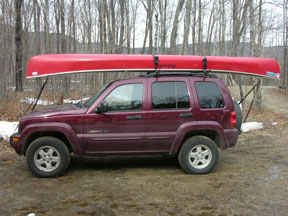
top-left (140, 70), bottom-right (217, 78)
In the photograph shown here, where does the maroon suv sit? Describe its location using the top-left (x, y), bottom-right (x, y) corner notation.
top-left (10, 73), bottom-right (240, 177)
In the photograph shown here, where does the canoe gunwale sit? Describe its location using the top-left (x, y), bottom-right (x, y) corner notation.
top-left (26, 68), bottom-right (270, 79)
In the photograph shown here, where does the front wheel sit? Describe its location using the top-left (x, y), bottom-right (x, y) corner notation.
top-left (26, 136), bottom-right (70, 178)
top-left (178, 136), bottom-right (218, 174)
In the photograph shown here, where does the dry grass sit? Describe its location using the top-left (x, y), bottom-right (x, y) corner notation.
top-left (242, 109), bottom-right (288, 128)
top-left (0, 92), bottom-right (27, 121)
top-left (0, 91), bottom-right (85, 122)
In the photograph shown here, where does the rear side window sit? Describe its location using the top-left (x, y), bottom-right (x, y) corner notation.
top-left (195, 82), bottom-right (224, 109)
top-left (152, 82), bottom-right (190, 110)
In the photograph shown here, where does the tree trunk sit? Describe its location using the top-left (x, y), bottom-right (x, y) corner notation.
top-left (148, 0), bottom-right (153, 54)
top-left (159, 0), bottom-right (168, 54)
top-left (219, 0), bottom-right (226, 56)
top-left (182, 0), bottom-right (192, 55)
top-left (15, 0), bottom-right (23, 92)
top-left (197, 0), bottom-right (202, 55)
top-left (257, 0), bottom-right (263, 57)
top-left (192, 0), bottom-right (197, 55)
top-left (254, 0), bottom-right (263, 110)
top-left (249, 0), bottom-right (256, 57)
top-left (117, 0), bottom-right (125, 54)
top-left (125, 0), bottom-right (131, 54)
top-left (169, 0), bottom-right (185, 54)
top-left (141, 11), bottom-right (149, 54)
top-left (282, 0), bottom-right (288, 94)
top-left (110, 0), bottom-right (116, 53)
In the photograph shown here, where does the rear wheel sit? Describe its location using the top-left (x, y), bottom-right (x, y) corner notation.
top-left (26, 136), bottom-right (70, 178)
top-left (178, 136), bottom-right (218, 174)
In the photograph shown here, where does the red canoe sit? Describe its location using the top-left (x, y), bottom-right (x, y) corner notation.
top-left (26, 54), bottom-right (280, 79)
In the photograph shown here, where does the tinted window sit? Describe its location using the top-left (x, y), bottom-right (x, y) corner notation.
top-left (102, 83), bottom-right (143, 112)
top-left (152, 82), bottom-right (190, 109)
top-left (195, 82), bottom-right (224, 109)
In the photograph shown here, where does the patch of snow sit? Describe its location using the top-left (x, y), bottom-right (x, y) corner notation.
top-left (20, 98), bottom-right (54, 106)
top-left (27, 213), bottom-right (36, 216)
top-left (64, 97), bottom-right (89, 104)
top-left (272, 122), bottom-right (277, 126)
top-left (0, 121), bottom-right (19, 142)
top-left (21, 97), bottom-right (90, 106)
top-left (241, 122), bottom-right (264, 133)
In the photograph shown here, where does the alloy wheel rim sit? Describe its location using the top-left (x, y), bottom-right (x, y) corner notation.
top-left (34, 146), bottom-right (61, 172)
top-left (188, 144), bottom-right (212, 169)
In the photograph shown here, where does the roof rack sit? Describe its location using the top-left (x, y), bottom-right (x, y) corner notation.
top-left (139, 71), bottom-right (218, 78)
top-left (141, 56), bottom-right (218, 78)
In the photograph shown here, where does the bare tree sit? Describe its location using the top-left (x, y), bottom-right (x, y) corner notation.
top-left (182, 0), bottom-right (192, 55)
top-left (206, 1), bottom-right (217, 55)
top-left (282, 0), bottom-right (288, 94)
top-left (249, 0), bottom-right (256, 57)
top-left (197, 0), bottom-right (202, 55)
top-left (117, 0), bottom-right (126, 53)
top-left (231, 0), bottom-right (249, 56)
top-left (231, 0), bottom-right (249, 105)
top-left (15, 0), bottom-right (23, 92)
top-left (219, 0), bottom-right (226, 56)
top-left (256, 0), bottom-right (263, 57)
top-left (191, 0), bottom-right (197, 55)
top-left (169, 0), bottom-right (185, 54)
top-left (0, 0), bottom-right (286, 99)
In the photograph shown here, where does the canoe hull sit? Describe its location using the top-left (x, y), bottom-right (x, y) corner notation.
top-left (26, 54), bottom-right (280, 79)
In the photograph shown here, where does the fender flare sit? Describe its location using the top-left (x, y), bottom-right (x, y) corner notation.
top-left (169, 121), bottom-right (227, 154)
top-left (21, 122), bottom-right (83, 155)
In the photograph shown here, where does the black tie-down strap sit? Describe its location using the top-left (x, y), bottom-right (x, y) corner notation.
top-left (239, 80), bottom-right (261, 123)
top-left (154, 55), bottom-right (159, 76)
top-left (23, 77), bottom-right (50, 115)
top-left (202, 56), bottom-right (208, 76)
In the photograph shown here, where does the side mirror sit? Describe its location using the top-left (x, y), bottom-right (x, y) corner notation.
top-left (95, 101), bottom-right (108, 114)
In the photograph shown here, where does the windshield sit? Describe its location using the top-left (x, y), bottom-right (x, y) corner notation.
top-left (81, 82), bottom-right (113, 108)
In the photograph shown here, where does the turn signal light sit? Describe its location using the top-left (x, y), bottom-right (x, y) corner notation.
top-left (13, 137), bottom-right (19, 142)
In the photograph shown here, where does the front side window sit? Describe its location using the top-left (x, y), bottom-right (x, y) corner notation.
top-left (102, 83), bottom-right (143, 112)
top-left (152, 82), bottom-right (190, 110)
top-left (195, 82), bottom-right (224, 109)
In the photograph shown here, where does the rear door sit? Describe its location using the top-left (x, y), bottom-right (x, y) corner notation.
top-left (146, 77), bottom-right (195, 152)
top-left (191, 78), bottom-right (230, 129)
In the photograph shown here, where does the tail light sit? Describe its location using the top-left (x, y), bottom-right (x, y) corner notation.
top-left (230, 111), bottom-right (236, 128)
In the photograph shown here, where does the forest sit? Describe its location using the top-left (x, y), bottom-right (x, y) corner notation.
top-left (0, 0), bottom-right (287, 103)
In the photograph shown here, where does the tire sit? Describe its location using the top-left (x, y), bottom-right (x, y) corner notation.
top-left (178, 136), bottom-right (218, 174)
top-left (233, 100), bottom-right (242, 131)
top-left (26, 136), bottom-right (70, 178)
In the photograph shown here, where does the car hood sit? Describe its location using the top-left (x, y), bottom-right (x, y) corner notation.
top-left (22, 104), bottom-right (87, 119)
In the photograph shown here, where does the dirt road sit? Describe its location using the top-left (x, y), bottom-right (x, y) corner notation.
top-left (0, 87), bottom-right (288, 216)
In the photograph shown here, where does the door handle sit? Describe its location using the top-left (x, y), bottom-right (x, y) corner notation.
top-left (126, 115), bottom-right (142, 120)
top-left (180, 113), bottom-right (193, 118)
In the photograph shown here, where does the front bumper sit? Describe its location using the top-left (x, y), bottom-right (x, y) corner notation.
top-left (10, 133), bottom-right (23, 155)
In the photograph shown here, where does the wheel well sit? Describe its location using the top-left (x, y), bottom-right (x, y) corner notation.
top-left (23, 131), bottom-right (73, 155)
top-left (179, 130), bottom-right (222, 153)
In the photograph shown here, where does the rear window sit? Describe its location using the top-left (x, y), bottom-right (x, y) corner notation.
top-left (195, 82), bottom-right (224, 109)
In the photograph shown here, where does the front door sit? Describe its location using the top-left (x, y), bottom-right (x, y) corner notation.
top-left (83, 80), bottom-right (147, 154)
